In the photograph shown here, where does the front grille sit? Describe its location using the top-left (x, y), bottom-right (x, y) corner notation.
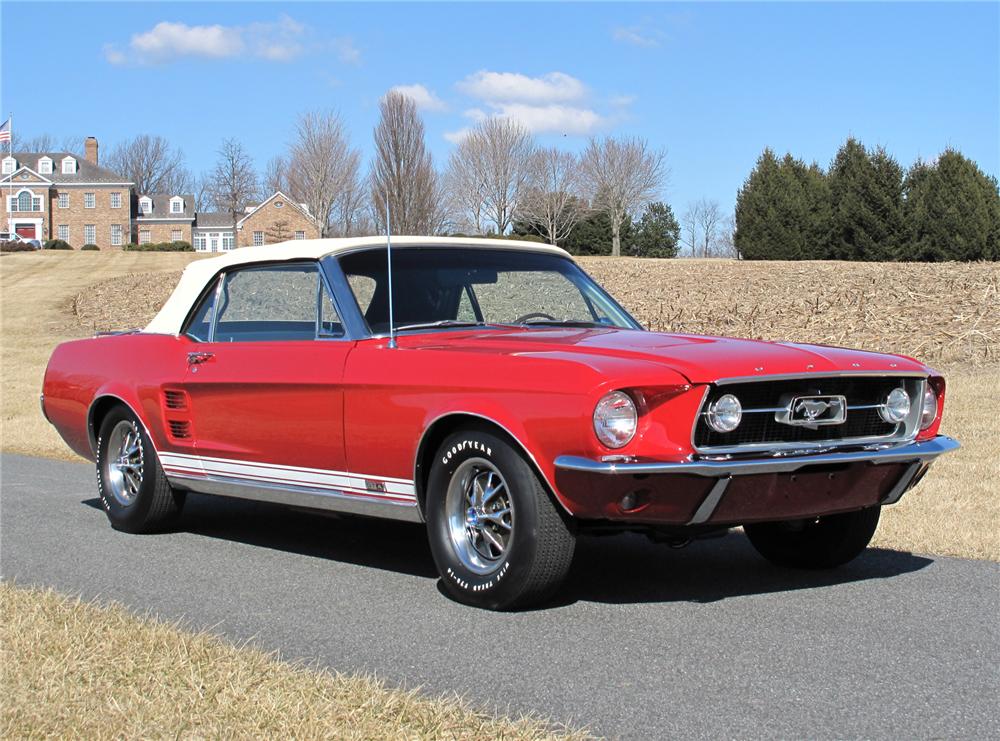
top-left (694, 376), bottom-right (924, 452)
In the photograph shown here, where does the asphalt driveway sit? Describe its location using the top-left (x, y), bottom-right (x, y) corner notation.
top-left (2, 453), bottom-right (997, 738)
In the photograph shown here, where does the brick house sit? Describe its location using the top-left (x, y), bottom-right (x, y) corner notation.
top-left (3, 137), bottom-right (322, 250)
top-left (135, 193), bottom-right (194, 245)
top-left (1, 137), bottom-right (132, 248)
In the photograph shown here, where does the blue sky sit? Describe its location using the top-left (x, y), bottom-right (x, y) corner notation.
top-left (2, 2), bottom-right (997, 215)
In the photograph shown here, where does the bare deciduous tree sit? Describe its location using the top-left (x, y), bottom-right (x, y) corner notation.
top-left (286, 111), bottom-right (362, 237)
top-left (581, 136), bottom-right (667, 256)
top-left (682, 198), bottom-right (727, 257)
top-left (446, 118), bottom-right (535, 235)
top-left (261, 155), bottom-right (289, 197)
top-left (516, 148), bottom-right (585, 246)
top-left (329, 167), bottom-right (369, 237)
top-left (210, 138), bottom-right (258, 221)
top-left (105, 135), bottom-right (190, 194)
top-left (370, 91), bottom-right (441, 235)
top-left (11, 132), bottom-right (84, 154)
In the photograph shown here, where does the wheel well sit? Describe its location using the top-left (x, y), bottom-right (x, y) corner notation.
top-left (87, 396), bottom-right (128, 454)
top-left (414, 413), bottom-right (564, 517)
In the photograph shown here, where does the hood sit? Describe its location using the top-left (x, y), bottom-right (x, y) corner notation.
top-left (402, 328), bottom-right (928, 384)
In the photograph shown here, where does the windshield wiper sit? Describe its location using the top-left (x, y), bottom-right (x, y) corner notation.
top-left (395, 319), bottom-right (492, 332)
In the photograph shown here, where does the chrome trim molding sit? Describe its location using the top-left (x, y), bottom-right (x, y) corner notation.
top-left (167, 472), bottom-right (424, 523)
top-left (713, 370), bottom-right (929, 386)
top-left (554, 435), bottom-right (960, 478)
top-left (687, 477), bottom-right (731, 525)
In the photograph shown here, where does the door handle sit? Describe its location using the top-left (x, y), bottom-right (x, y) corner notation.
top-left (187, 351), bottom-right (215, 365)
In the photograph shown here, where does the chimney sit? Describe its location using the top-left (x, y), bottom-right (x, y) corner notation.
top-left (84, 137), bottom-right (98, 165)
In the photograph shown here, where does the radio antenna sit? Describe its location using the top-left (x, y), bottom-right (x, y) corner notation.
top-left (385, 191), bottom-right (397, 349)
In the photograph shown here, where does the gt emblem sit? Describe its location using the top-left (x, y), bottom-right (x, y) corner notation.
top-left (775, 394), bottom-right (847, 429)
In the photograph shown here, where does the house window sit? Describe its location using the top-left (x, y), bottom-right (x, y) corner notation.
top-left (170, 199), bottom-right (183, 214)
top-left (171, 229), bottom-right (183, 241)
top-left (61, 157), bottom-right (76, 174)
top-left (274, 200), bottom-right (284, 208)
top-left (38, 158), bottom-right (53, 174)
top-left (139, 198), bottom-right (152, 214)
top-left (58, 193), bottom-right (69, 208)
top-left (139, 230), bottom-right (151, 245)
top-left (111, 224), bottom-right (123, 246)
top-left (294, 231), bottom-right (305, 240)
top-left (194, 235), bottom-right (206, 250)
top-left (110, 192), bottom-right (122, 209)
top-left (57, 225), bottom-right (69, 240)
top-left (84, 193), bottom-right (95, 209)
top-left (223, 233), bottom-right (235, 250)
top-left (84, 225), bottom-right (96, 244)
top-left (1, 157), bottom-right (14, 175)
top-left (253, 231), bottom-right (264, 246)
top-left (16, 191), bottom-right (33, 211)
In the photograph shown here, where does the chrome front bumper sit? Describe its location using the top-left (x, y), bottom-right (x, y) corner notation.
top-left (554, 436), bottom-right (960, 525)
top-left (554, 435), bottom-right (960, 478)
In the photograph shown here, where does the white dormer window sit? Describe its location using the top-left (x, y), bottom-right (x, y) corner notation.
top-left (38, 157), bottom-right (53, 174)
top-left (61, 156), bottom-right (77, 174)
top-left (1, 157), bottom-right (14, 175)
top-left (139, 197), bottom-right (153, 214)
top-left (169, 196), bottom-right (184, 214)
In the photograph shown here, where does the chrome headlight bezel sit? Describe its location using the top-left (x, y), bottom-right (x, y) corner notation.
top-left (593, 390), bottom-right (638, 449)
top-left (705, 393), bottom-right (742, 433)
top-left (879, 387), bottom-right (911, 424)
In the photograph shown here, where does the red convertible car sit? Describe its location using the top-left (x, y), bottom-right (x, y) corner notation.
top-left (42, 237), bottom-right (958, 609)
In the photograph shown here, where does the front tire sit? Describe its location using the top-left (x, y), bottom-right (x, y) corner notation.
top-left (744, 506), bottom-right (881, 569)
top-left (426, 429), bottom-right (575, 610)
top-left (96, 406), bottom-right (185, 533)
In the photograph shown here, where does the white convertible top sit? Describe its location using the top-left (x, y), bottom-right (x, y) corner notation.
top-left (144, 235), bottom-right (571, 335)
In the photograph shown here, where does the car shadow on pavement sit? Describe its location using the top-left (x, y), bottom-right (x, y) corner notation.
top-left (82, 494), bottom-right (934, 607)
top-left (558, 531), bottom-right (934, 606)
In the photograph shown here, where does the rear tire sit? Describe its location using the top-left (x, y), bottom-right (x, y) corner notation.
top-left (744, 506), bottom-right (881, 569)
top-left (426, 429), bottom-right (575, 610)
top-left (96, 406), bottom-right (185, 533)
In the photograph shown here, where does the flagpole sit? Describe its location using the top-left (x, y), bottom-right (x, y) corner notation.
top-left (6, 112), bottom-right (12, 237)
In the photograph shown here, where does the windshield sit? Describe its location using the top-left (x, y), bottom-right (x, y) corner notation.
top-left (337, 247), bottom-right (641, 335)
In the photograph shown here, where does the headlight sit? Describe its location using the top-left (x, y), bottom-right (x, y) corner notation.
top-left (706, 393), bottom-right (742, 433)
top-left (920, 386), bottom-right (939, 430)
top-left (593, 391), bottom-right (637, 448)
top-left (879, 387), bottom-right (911, 424)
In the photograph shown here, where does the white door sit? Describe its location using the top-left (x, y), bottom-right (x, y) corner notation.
top-left (209, 233), bottom-right (219, 252)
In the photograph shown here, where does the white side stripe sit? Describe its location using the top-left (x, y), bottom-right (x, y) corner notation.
top-left (159, 452), bottom-right (416, 499)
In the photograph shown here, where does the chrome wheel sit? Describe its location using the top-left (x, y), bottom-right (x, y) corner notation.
top-left (104, 420), bottom-right (144, 507)
top-left (445, 458), bottom-right (514, 575)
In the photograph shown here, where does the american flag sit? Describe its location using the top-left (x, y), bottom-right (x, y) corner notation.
top-left (0, 118), bottom-right (10, 144)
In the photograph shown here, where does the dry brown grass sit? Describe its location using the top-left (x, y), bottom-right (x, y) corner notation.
top-left (0, 582), bottom-right (586, 740)
top-left (2, 252), bottom-right (998, 560)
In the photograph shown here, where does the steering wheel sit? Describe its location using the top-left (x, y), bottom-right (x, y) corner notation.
top-left (514, 312), bottom-right (557, 324)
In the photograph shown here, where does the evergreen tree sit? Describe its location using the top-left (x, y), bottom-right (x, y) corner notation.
top-left (559, 209), bottom-right (631, 256)
top-left (826, 138), bottom-right (904, 261)
top-left (735, 149), bottom-right (829, 259)
top-left (902, 150), bottom-right (1000, 261)
top-left (630, 201), bottom-right (681, 258)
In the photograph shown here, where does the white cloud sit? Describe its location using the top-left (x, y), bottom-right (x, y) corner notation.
top-left (484, 103), bottom-right (604, 136)
top-left (332, 37), bottom-right (361, 65)
top-left (391, 84), bottom-right (447, 112)
top-left (443, 128), bottom-right (471, 144)
top-left (610, 94), bottom-right (637, 108)
top-left (456, 70), bottom-right (586, 104)
top-left (105, 15), bottom-right (307, 65)
top-left (612, 26), bottom-right (664, 48)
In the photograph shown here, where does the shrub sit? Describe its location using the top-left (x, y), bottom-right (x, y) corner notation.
top-left (43, 239), bottom-right (73, 250)
top-left (81, 244), bottom-right (100, 251)
top-left (124, 241), bottom-right (194, 252)
top-left (0, 240), bottom-right (36, 253)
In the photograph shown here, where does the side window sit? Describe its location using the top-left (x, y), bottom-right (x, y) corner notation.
top-left (213, 263), bottom-right (324, 342)
top-left (184, 279), bottom-right (218, 342)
